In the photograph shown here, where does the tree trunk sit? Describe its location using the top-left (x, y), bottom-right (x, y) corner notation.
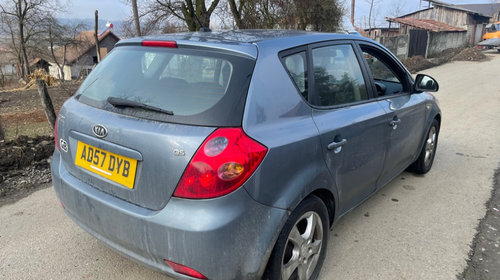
top-left (368, 0), bottom-right (374, 34)
top-left (350, 0), bottom-right (367, 36)
top-left (49, 25), bottom-right (64, 81)
top-left (17, 3), bottom-right (30, 79)
top-left (131, 0), bottom-right (141, 36)
top-left (36, 79), bottom-right (56, 130)
top-left (228, 0), bottom-right (243, 29)
top-left (94, 10), bottom-right (101, 63)
top-left (0, 117), bottom-right (5, 141)
top-left (60, 46), bottom-right (67, 81)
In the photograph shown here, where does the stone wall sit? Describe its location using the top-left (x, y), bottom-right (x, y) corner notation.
top-left (427, 32), bottom-right (469, 57)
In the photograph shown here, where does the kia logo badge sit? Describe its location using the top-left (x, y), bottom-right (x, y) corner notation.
top-left (93, 124), bottom-right (108, 138)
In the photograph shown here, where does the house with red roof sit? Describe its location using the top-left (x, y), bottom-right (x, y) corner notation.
top-left (48, 30), bottom-right (120, 80)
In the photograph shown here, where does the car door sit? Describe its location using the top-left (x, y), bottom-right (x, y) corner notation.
top-left (358, 43), bottom-right (427, 187)
top-left (309, 42), bottom-right (388, 214)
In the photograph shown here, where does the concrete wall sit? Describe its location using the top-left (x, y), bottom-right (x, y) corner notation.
top-left (427, 31), bottom-right (469, 57)
top-left (379, 31), bottom-right (469, 59)
top-left (49, 64), bottom-right (73, 81)
top-left (379, 34), bottom-right (409, 59)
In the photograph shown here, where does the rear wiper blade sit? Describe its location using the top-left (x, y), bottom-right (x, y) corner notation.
top-left (107, 97), bottom-right (174, 115)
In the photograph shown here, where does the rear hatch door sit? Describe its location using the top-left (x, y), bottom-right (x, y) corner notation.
top-left (56, 40), bottom-right (256, 210)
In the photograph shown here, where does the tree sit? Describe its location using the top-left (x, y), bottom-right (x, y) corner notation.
top-left (228, 0), bottom-right (283, 29)
top-left (364, 0), bottom-right (381, 32)
top-left (292, 0), bottom-right (344, 32)
top-left (122, 0), bottom-right (184, 37)
top-left (0, 0), bottom-right (56, 80)
top-left (388, 0), bottom-right (406, 18)
top-left (227, 0), bottom-right (343, 32)
top-left (45, 18), bottom-right (85, 81)
top-left (154, 0), bottom-right (220, 31)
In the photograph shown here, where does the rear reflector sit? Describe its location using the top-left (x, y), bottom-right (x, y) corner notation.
top-left (165, 260), bottom-right (207, 279)
top-left (141, 40), bottom-right (178, 48)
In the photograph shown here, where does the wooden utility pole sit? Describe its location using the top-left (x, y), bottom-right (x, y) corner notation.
top-left (131, 0), bottom-right (141, 36)
top-left (94, 10), bottom-right (101, 63)
top-left (36, 80), bottom-right (56, 130)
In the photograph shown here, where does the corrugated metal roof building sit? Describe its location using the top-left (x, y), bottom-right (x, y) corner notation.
top-left (383, 1), bottom-right (496, 58)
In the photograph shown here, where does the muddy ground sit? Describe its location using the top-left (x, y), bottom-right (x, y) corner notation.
top-left (402, 47), bottom-right (487, 73)
top-left (0, 82), bottom-right (76, 205)
top-left (0, 135), bottom-right (54, 206)
top-left (0, 82), bottom-right (80, 140)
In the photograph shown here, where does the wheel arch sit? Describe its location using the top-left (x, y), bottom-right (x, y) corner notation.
top-left (434, 113), bottom-right (441, 127)
top-left (310, 188), bottom-right (336, 227)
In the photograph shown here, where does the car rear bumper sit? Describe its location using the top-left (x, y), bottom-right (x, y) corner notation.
top-left (51, 151), bottom-right (288, 280)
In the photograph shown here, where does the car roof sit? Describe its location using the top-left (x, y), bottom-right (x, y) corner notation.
top-left (116, 30), bottom-right (372, 59)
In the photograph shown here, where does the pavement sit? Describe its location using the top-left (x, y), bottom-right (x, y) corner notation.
top-left (1, 53), bottom-right (500, 280)
top-left (460, 168), bottom-right (500, 280)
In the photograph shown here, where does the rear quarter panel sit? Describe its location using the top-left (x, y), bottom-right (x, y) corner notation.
top-left (242, 40), bottom-right (339, 215)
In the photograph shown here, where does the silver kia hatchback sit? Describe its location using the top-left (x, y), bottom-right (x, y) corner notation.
top-left (51, 30), bottom-right (441, 280)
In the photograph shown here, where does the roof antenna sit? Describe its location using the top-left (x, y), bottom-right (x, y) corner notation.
top-left (188, 5), bottom-right (211, 32)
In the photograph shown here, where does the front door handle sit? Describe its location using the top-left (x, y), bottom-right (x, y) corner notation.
top-left (327, 138), bottom-right (347, 151)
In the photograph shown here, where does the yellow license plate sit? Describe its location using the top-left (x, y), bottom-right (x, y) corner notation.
top-left (75, 141), bottom-right (138, 189)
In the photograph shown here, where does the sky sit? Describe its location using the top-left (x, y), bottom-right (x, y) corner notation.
top-left (60, 0), bottom-right (129, 21)
top-left (60, 0), bottom-right (497, 27)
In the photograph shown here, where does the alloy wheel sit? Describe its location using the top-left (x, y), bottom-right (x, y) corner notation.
top-left (281, 211), bottom-right (324, 280)
top-left (424, 126), bottom-right (437, 166)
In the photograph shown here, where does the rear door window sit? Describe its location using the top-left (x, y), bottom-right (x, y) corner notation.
top-left (311, 44), bottom-right (368, 107)
top-left (77, 45), bottom-right (255, 126)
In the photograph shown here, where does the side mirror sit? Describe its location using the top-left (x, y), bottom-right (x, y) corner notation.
top-left (414, 74), bottom-right (439, 93)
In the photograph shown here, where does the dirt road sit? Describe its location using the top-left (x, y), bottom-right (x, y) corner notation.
top-left (1, 53), bottom-right (500, 280)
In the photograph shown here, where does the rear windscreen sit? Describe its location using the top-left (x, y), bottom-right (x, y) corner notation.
top-left (76, 45), bottom-right (255, 126)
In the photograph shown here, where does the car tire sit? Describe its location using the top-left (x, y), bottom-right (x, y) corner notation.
top-left (408, 119), bottom-right (440, 174)
top-left (263, 195), bottom-right (328, 280)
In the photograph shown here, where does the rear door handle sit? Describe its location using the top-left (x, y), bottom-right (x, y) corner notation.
top-left (327, 138), bottom-right (347, 150)
top-left (389, 119), bottom-right (401, 127)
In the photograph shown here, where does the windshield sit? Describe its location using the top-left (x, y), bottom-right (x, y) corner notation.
top-left (77, 45), bottom-right (255, 126)
top-left (487, 24), bottom-right (500, 32)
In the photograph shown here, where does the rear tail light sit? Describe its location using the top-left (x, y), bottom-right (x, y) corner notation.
top-left (174, 128), bottom-right (267, 199)
top-left (54, 115), bottom-right (59, 150)
top-left (141, 40), bottom-right (178, 48)
top-left (165, 260), bottom-right (207, 279)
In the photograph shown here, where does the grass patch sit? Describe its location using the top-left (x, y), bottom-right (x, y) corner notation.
top-left (4, 122), bottom-right (53, 141)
